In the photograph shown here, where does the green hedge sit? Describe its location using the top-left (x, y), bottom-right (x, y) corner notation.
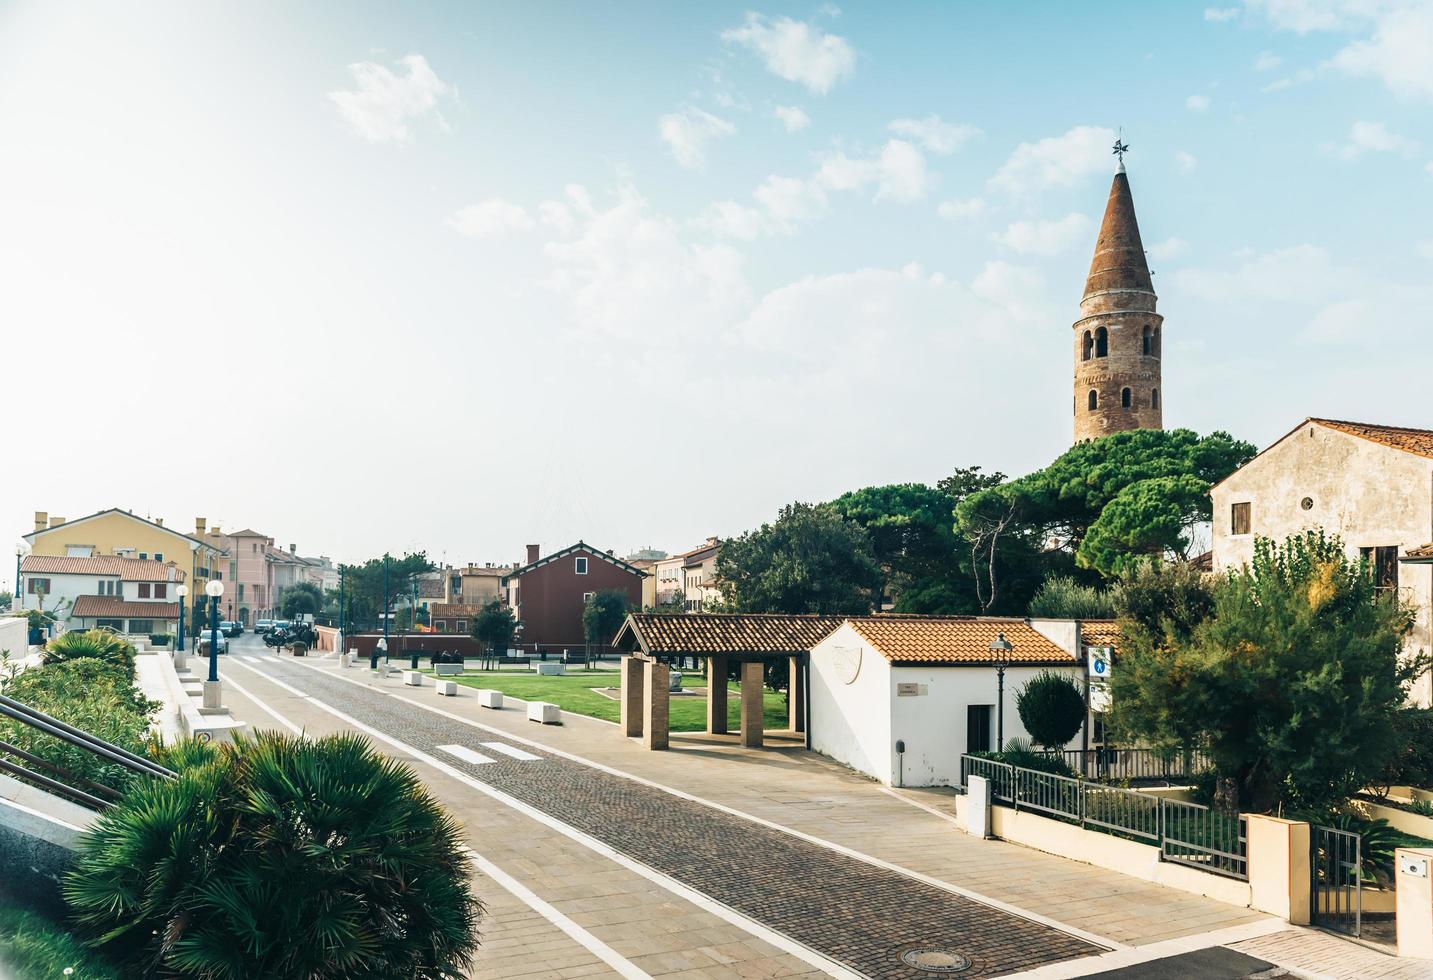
top-left (0, 905), bottom-right (122, 979)
top-left (0, 658), bottom-right (158, 797)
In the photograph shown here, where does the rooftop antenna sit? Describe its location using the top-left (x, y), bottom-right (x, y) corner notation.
top-left (1112, 129), bottom-right (1130, 173)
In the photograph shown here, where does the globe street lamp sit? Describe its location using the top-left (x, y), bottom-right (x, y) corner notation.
top-left (989, 631), bottom-right (1013, 752)
top-left (176, 584), bottom-right (189, 657)
top-left (202, 578), bottom-right (226, 714)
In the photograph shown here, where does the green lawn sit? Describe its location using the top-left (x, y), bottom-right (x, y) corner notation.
top-left (431, 670), bottom-right (791, 732)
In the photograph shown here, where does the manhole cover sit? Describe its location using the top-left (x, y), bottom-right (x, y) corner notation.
top-left (899, 948), bottom-right (972, 973)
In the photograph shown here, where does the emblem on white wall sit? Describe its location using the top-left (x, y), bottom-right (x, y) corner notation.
top-left (831, 644), bottom-right (862, 685)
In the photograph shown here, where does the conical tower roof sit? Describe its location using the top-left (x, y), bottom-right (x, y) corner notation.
top-left (1082, 168), bottom-right (1153, 301)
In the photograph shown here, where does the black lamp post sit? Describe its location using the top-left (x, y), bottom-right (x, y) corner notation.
top-left (176, 583), bottom-right (189, 652)
top-left (382, 554), bottom-right (390, 666)
top-left (990, 631), bottom-right (1013, 752)
top-left (205, 579), bottom-right (224, 683)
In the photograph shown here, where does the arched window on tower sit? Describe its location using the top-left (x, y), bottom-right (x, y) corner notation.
top-left (1095, 327), bottom-right (1108, 358)
top-left (1142, 325), bottom-right (1152, 355)
top-left (1088, 389), bottom-right (1098, 411)
top-left (1121, 387), bottom-right (1131, 408)
top-left (1082, 331), bottom-right (1093, 361)
top-left (1151, 388), bottom-right (1160, 409)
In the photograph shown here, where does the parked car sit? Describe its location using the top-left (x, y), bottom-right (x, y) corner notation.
top-left (219, 621), bottom-right (241, 638)
top-left (198, 633), bottom-right (229, 655)
top-left (256, 619), bottom-right (274, 634)
top-left (273, 620), bottom-right (291, 632)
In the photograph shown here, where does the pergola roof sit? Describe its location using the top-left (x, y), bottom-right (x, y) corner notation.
top-left (614, 613), bottom-right (842, 660)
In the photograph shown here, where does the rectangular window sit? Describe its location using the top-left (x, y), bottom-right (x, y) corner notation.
top-left (27, 578), bottom-right (51, 595)
top-left (1360, 546), bottom-right (1400, 593)
top-left (139, 552), bottom-right (148, 560)
top-left (575, 556), bottom-right (588, 575)
top-left (434, 619), bottom-right (447, 631)
top-left (1230, 501), bottom-right (1251, 536)
top-left (583, 592), bottom-right (594, 602)
top-left (154, 552), bottom-right (163, 562)
top-left (154, 584), bottom-right (167, 599)
top-left (66, 545), bottom-right (94, 557)
top-left (138, 583), bottom-right (151, 598)
top-left (230, 561), bottom-right (237, 579)
top-left (456, 620), bottom-right (467, 632)
top-left (238, 583), bottom-right (245, 601)
top-left (966, 705), bottom-right (993, 754)
top-left (128, 619), bottom-right (154, 634)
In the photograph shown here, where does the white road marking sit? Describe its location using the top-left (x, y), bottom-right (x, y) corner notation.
top-left (462, 846), bottom-right (654, 980)
top-left (233, 658), bottom-right (863, 980)
top-left (437, 744), bottom-right (497, 765)
top-left (480, 742), bottom-right (541, 761)
top-left (291, 658), bottom-right (1128, 953)
top-left (221, 673), bottom-right (303, 735)
top-left (999, 919), bottom-right (1292, 979)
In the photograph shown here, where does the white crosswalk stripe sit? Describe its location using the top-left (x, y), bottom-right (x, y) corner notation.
top-left (437, 744), bottom-right (497, 765)
top-left (481, 742), bottom-right (542, 761)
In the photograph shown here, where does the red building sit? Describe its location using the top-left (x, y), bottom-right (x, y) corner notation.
top-left (503, 542), bottom-right (646, 655)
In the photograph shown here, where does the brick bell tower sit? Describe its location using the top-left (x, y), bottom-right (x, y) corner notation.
top-left (1073, 140), bottom-right (1163, 442)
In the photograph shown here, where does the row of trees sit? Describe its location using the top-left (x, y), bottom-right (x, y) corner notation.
top-left (712, 428), bottom-right (1257, 617)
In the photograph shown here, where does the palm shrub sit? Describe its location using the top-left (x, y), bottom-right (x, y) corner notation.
top-left (42, 629), bottom-right (136, 671)
top-left (0, 658), bottom-right (157, 796)
top-left (65, 731), bottom-right (482, 979)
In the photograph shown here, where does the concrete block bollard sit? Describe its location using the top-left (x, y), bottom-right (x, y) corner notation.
top-left (528, 701), bottom-right (561, 724)
top-left (403, 670), bottom-right (423, 687)
top-left (477, 689), bottom-right (504, 709)
top-left (436, 679), bottom-right (458, 697)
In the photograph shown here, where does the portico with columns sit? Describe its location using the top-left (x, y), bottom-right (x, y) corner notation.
top-left (611, 613), bottom-right (840, 751)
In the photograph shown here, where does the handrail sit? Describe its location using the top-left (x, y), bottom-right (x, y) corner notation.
top-left (0, 755), bottom-right (112, 810)
top-left (0, 692), bottom-right (175, 780)
top-left (0, 738), bottom-right (123, 801)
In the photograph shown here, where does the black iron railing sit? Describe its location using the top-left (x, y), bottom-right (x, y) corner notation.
top-left (0, 692), bottom-right (175, 810)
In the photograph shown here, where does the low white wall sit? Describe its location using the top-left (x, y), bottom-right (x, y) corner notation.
top-left (1351, 798), bottom-right (1433, 839)
top-left (0, 617), bottom-right (28, 659)
top-left (982, 801), bottom-right (1252, 908)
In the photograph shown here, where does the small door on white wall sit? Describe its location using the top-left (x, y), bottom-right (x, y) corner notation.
top-left (967, 704), bottom-right (993, 753)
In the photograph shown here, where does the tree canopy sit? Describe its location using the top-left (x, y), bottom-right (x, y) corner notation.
top-left (470, 601), bottom-right (516, 654)
top-left (279, 581), bottom-right (323, 619)
top-left (715, 502), bottom-right (881, 615)
top-left (1015, 671), bottom-right (1086, 750)
top-left (1109, 531), bottom-right (1421, 812)
top-left (958, 428), bottom-right (1257, 580)
top-left (337, 553), bottom-right (434, 630)
top-left (582, 591), bottom-right (631, 649)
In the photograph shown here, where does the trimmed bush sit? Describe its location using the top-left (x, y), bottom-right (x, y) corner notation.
top-left (0, 658), bottom-right (157, 796)
top-left (0, 905), bottom-right (122, 980)
top-left (1015, 670), bottom-right (1087, 750)
top-left (66, 731), bottom-right (482, 979)
top-left (42, 629), bottom-right (137, 671)
top-left (1027, 575), bottom-right (1116, 620)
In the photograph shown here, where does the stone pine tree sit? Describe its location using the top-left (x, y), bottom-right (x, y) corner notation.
top-left (470, 601), bottom-right (516, 668)
top-left (582, 591), bottom-right (631, 666)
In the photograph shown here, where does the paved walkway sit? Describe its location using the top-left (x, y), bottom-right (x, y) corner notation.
top-left (211, 646), bottom-right (1422, 979)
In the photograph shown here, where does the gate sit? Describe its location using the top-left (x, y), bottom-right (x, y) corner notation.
top-left (1311, 824), bottom-right (1361, 937)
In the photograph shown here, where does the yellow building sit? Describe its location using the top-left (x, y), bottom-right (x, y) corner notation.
top-left (23, 509), bottom-right (224, 625)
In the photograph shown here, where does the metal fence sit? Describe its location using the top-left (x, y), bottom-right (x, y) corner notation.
top-left (1311, 823), bottom-right (1361, 937)
top-left (1046, 747), bottom-right (1213, 784)
top-left (960, 754), bottom-right (1247, 881)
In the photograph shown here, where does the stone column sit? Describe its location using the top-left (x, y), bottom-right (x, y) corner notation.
top-left (740, 661), bottom-right (764, 749)
top-left (620, 656), bottom-right (644, 738)
top-left (707, 654), bottom-right (728, 734)
top-left (1397, 847), bottom-right (1433, 958)
top-left (1245, 814), bottom-right (1310, 924)
top-left (788, 655), bottom-right (805, 733)
top-left (642, 659), bottom-right (669, 751)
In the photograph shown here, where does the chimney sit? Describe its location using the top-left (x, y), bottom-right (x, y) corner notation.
top-left (33, 512), bottom-right (47, 532)
top-left (526, 544), bottom-right (540, 565)
top-left (196, 517), bottom-right (207, 536)
top-left (290, 543), bottom-right (296, 553)
top-left (706, 536), bottom-right (720, 546)
top-left (49, 516), bottom-right (65, 528)
top-left (155, 518), bottom-right (163, 527)
top-left (210, 525), bottom-right (220, 538)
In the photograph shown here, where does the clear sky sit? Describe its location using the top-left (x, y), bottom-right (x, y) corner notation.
top-left (2, 1), bottom-right (1430, 567)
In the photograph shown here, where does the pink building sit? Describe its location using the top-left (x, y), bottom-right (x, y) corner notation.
top-left (204, 525), bottom-right (276, 626)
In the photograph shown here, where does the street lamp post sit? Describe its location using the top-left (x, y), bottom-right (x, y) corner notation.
top-left (13, 548), bottom-right (20, 612)
top-left (202, 578), bottom-right (226, 713)
top-left (176, 584), bottom-right (189, 653)
top-left (337, 564), bottom-right (345, 657)
top-left (382, 554), bottom-right (390, 666)
top-left (989, 631), bottom-right (1013, 752)
top-left (409, 573), bottom-right (420, 670)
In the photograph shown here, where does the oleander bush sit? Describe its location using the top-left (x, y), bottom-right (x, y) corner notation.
top-left (41, 629), bottom-right (137, 671)
top-left (0, 658), bottom-right (157, 796)
top-left (66, 731), bottom-right (483, 979)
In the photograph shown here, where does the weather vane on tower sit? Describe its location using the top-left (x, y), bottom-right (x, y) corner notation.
top-left (1112, 129), bottom-right (1130, 165)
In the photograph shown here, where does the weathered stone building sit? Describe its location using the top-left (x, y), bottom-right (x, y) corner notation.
top-left (1210, 418), bottom-right (1433, 706)
top-left (1072, 157), bottom-right (1163, 442)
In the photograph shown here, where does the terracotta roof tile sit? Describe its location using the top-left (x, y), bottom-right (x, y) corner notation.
top-left (71, 596), bottom-right (179, 618)
top-left (429, 603), bottom-right (482, 620)
top-left (1081, 619), bottom-right (1120, 652)
top-left (620, 613), bottom-right (841, 656)
top-left (846, 617), bottom-right (1076, 665)
top-left (1401, 544), bottom-right (1433, 561)
top-left (1313, 418), bottom-right (1433, 460)
top-left (416, 577), bottom-right (447, 598)
top-left (21, 555), bottom-right (185, 582)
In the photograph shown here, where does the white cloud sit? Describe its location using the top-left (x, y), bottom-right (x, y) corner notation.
top-left (1148, 237), bottom-right (1189, 261)
top-left (722, 14), bottom-right (856, 94)
top-left (1244, 0), bottom-right (1353, 34)
top-left (1186, 94), bottom-right (1211, 112)
top-left (1175, 150), bottom-right (1199, 175)
top-left (1262, 67), bottom-right (1318, 92)
top-left (328, 54), bottom-right (454, 144)
top-left (815, 139), bottom-right (930, 203)
top-left (1330, 4), bottom-right (1433, 103)
top-left (696, 201), bottom-right (769, 241)
top-left (448, 199), bottom-right (534, 239)
top-left (887, 114), bottom-right (982, 155)
top-left (754, 175), bottom-right (829, 225)
top-left (1325, 120), bottom-right (1415, 160)
top-left (937, 197), bottom-right (986, 221)
top-left (543, 186), bottom-right (750, 340)
top-left (1418, 240), bottom-right (1433, 259)
top-left (987, 125), bottom-right (1116, 198)
top-left (1254, 50), bottom-right (1284, 71)
top-left (1205, 7), bottom-right (1240, 21)
top-left (990, 213), bottom-right (1093, 256)
top-left (658, 105), bottom-right (736, 170)
top-left (773, 105), bottom-right (811, 132)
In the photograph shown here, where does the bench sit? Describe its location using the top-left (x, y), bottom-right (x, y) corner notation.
top-left (533, 662), bottom-right (566, 676)
top-left (527, 701), bottom-right (561, 725)
top-left (434, 663), bottom-right (464, 676)
top-left (494, 657), bottom-right (530, 667)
